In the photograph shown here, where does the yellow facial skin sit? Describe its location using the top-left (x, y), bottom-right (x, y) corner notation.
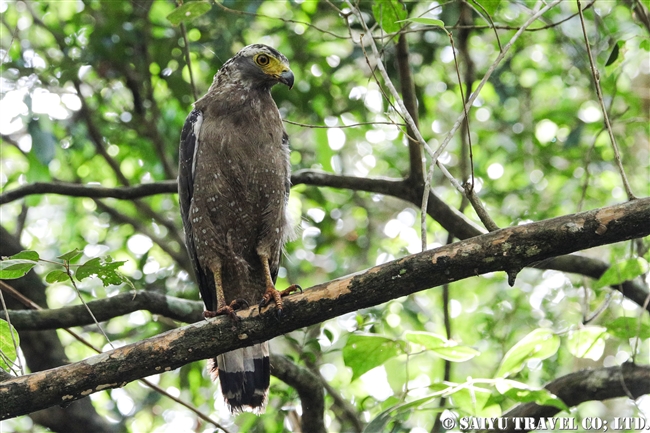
top-left (254, 53), bottom-right (293, 85)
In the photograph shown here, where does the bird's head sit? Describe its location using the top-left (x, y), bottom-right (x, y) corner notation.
top-left (230, 44), bottom-right (294, 90)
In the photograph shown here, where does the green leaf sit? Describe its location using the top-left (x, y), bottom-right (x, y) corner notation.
top-left (0, 319), bottom-right (20, 372)
top-left (405, 331), bottom-right (479, 362)
top-left (0, 259), bottom-right (38, 279)
top-left (594, 258), bottom-right (648, 289)
top-left (450, 385), bottom-right (500, 417)
top-left (605, 42), bottom-right (620, 66)
top-left (495, 328), bottom-right (560, 378)
top-left (46, 269), bottom-right (70, 284)
top-left (166, 1), bottom-right (211, 26)
top-left (364, 394), bottom-right (441, 433)
top-left (343, 334), bottom-right (403, 381)
top-left (566, 326), bottom-right (607, 360)
top-left (606, 317), bottom-right (650, 340)
top-left (400, 17), bottom-right (446, 29)
top-left (640, 39), bottom-right (650, 52)
top-left (372, 0), bottom-right (407, 34)
top-left (9, 250), bottom-right (40, 261)
top-left (495, 379), bottom-right (568, 412)
top-left (76, 256), bottom-right (127, 286)
top-left (474, 0), bottom-right (502, 16)
top-left (58, 248), bottom-right (83, 263)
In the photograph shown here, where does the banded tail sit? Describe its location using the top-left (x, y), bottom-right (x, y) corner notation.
top-left (208, 342), bottom-right (270, 413)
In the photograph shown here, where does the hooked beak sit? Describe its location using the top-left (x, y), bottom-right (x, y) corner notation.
top-left (279, 69), bottom-right (295, 89)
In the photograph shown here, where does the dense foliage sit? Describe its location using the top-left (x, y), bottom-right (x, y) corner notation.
top-left (1, 1), bottom-right (649, 432)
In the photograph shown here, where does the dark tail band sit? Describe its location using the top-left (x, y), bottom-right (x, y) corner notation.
top-left (208, 343), bottom-right (270, 413)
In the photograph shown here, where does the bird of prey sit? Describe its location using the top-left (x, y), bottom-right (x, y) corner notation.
top-left (178, 44), bottom-right (298, 413)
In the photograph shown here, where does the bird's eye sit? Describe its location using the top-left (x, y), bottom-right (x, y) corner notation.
top-left (256, 54), bottom-right (270, 66)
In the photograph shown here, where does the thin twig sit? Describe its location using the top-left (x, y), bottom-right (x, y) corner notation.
top-left (467, 0), bottom-right (502, 52)
top-left (214, 1), bottom-right (348, 40)
top-left (0, 285), bottom-right (24, 376)
top-left (421, 0), bottom-right (563, 237)
top-left (379, 1), bottom-right (596, 38)
top-left (63, 260), bottom-right (115, 350)
top-left (284, 119), bottom-right (405, 129)
top-left (577, 0), bottom-right (636, 200)
top-left (180, 22), bottom-right (198, 102)
top-left (0, 280), bottom-right (230, 432)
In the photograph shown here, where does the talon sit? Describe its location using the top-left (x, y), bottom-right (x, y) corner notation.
top-left (203, 310), bottom-right (218, 319)
top-left (280, 284), bottom-right (301, 296)
top-left (258, 292), bottom-right (273, 309)
top-left (216, 305), bottom-right (240, 322)
top-left (233, 298), bottom-right (250, 309)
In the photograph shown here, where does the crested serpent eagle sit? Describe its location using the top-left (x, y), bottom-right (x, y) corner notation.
top-left (178, 44), bottom-right (299, 413)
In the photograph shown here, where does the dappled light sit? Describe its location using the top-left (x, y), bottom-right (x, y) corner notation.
top-left (1, 1), bottom-right (649, 432)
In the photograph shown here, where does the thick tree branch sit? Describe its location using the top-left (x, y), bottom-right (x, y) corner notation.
top-left (0, 227), bottom-right (118, 433)
top-left (0, 180), bottom-right (178, 205)
top-left (395, 33), bottom-right (423, 184)
top-left (1, 291), bottom-right (203, 330)
top-left (1, 198), bottom-right (648, 419)
top-left (0, 173), bottom-right (485, 241)
top-left (270, 355), bottom-right (326, 433)
top-left (541, 255), bottom-right (650, 312)
top-left (479, 363), bottom-right (650, 433)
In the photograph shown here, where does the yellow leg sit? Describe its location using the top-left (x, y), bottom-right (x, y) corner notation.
top-left (258, 253), bottom-right (301, 311)
top-left (205, 262), bottom-right (246, 320)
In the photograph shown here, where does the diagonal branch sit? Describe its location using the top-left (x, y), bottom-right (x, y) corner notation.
top-left (577, 0), bottom-right (636, 200)
top-left (4, 252), bottom-right (649, 332)
top-left (270, 355), bottom-right (326, 433)
top-left (1, 198), bottom-right (648, 419)
top-left (480, 364), bottom-right (650, 433)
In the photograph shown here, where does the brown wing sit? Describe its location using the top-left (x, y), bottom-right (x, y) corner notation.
top-left (178, 108), bottom-right (217, 311)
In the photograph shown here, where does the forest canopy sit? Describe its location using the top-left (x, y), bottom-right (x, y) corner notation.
top-left (1, 1), bottom-right (649, 432)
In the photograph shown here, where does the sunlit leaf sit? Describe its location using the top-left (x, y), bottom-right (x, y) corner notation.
top-left (76, 256), bottom-right (127, 286)
top-left (46, 269), bottom-right (70, 284)
top-left (594, 258), bottom-right (648, 289)
top-left (0, 319), bottom-right (20, 372)
top-left (166, 1), bottom-right (211, 26)
top-left (474, 0), bottom-right (502, 16)
top-left (494, 379), bottom-right (569, 412)
top-left (405, 331), bottom-right (479, 362)
top-left (0, 259), bottom-right (38, 279)
top-left (364, 394), bottom-right (441, 433)
top-left (450, 385), bottom-right (500, 417)
top-left (343, 334), bottom-right (403, 381)
top-left (566, 326), bottom-right (607, 360)
top-left (399, 17), bottom-right (446, 29)
top-left (9, 250), bottom-right (40, 261)
top-left (372, 0), bottom-right (407, 34)
top-left (606, 317), bottom-right (650, 340)
top-left (495, 328), bottom-right (560, 378)
top-left (58, 248), bottom-right (83, 263)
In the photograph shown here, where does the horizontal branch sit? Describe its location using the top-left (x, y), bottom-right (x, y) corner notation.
top-left (484, 363), bottom-right (650, 433)
top-left (1, 172), bottom-right (485, 241)
top-left (0, 291), bottom-right (203, 330)
top-left (0, 198), bottom-right (648, 419)
top-left (542, 255), bottom-right (650, 313)
top-left (0, 180), bottom-right (178, 204)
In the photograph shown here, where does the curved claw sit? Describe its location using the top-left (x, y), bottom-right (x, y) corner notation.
top-left (203, 310), bottom-right (218, 319)
top-left (232, 298), bottom-right (250, 310)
